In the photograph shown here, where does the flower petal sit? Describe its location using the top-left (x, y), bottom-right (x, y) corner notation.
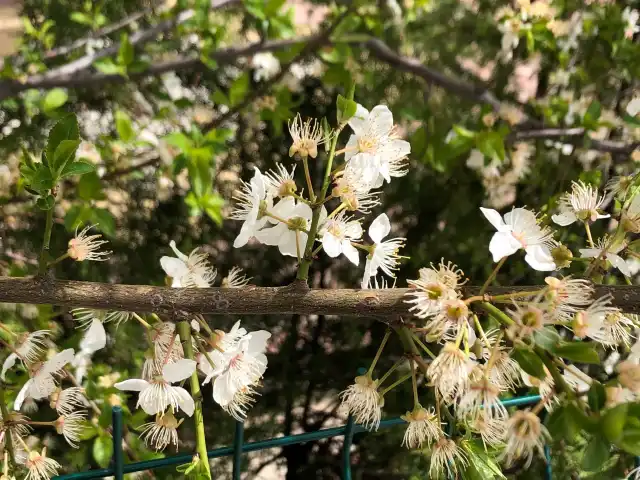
top-left (488, 231), bottom-right (521, 262)
top-left (343, 241), bottom-right (360, 266)
top-left (42, 348), bottom-right (75, 376)
top-left (348, 104), bottom-right (370, 135)
top-left (160, 256), bottom-right (188, 279)
top-left (480, 207), bottom-right (506, 232)
top-left (173, 386), bottom-right (195, 417)
top-left (14, 379), bottom-right (33, 410)
top-left (609, 253), bottom-right (632, 277)
top-left (247, 331), bottom-right (271, 353)
top-left (579, 248), bottom-right (600, 259)
top-left (213, 373), bottom-right (235, 405)
top-left (114, 379), bottom-right (150, 392)
top-left (322, 232), bottom-right (342, 257)
top-left (524, 245), bottom-right (556, 271)
top-left (255, 224), bottom-right (287, 246)
top-left (271, 197), bottom-right (296, 219)
top-left (368, 213), bottom-right (391, 244)
top-left (162, 359), bottom-right (197, 383)
top-left (169, 240), bottom-right (189, 262)
top-left (278, 231), bottom-right (302, 257)
top-left (80, 319), bottom-right (106, 354)
top-left (552, 211), bottom-right (577, 226)
top-left (1, 353), bottom-right (17, 381)
top-left (368, 105), bottom-right (394, 137)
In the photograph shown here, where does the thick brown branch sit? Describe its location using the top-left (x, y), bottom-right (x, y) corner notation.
top-left (0, 277), bottom-right (638, 316)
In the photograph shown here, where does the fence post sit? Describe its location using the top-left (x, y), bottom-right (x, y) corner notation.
top-left (233, 420), bottom-right (245, 480)
top-left (111, 406), bottom-right (124, 480)
top-left (342, 414), bottom-right (355, 480)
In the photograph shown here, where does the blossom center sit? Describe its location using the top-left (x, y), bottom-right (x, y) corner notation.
top-left (357, 136), bottom-right (378, 154)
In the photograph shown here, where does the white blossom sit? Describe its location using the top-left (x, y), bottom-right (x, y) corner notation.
top-left (332, 168), bottom-right (381, 213)
top-left (429, 437), bottom-right (469, 479)
top-left (401, 407), bottom-right (442, 449)
top-left (114, 359), bottom-right (196, 416)
top-left (627, 97), bottom-right (640, 117)
top-left (339, 375), bottom-right (382, 431)
top-left (14, 349), bottom-right (75, 411)
top-left (24, 448), bottom-right (61, 480)
top-left (50, 387), bottom-right (87, 416)
top-left (319, 212), bottom-right (362, 265)
top-left (255, 198), bottom-right (326, 258)
top-left (221, 267), bottom-right (252, 288)
top-left (1, 330), bottom-right (50, 381)
top-left (481, 207), bottom-right (556, 271)
top-left (361, 213), bottom-right (406, 289)
top-left (552, 181), bottom-right (609, 226)
top-left (55, 411), bottom-right (86, 448)
top-left (139, 412), bottom-right (183, 451)
top-left (230, 167), bottom-right (271, 248)
top-left (501, 410), bottom-right (549, 467)
top-left (580, 237), bottom-right (631, 277)
top-left (160, 241), bottom-right (217, 287)
top-left (544, 276), bottom-right (593, 322)
top-left (288, 114), bottom-right (325, 159)
top-left (623, 7), bottom-right (640, 39)
top-left (67, 225), bottom-right (111, 262)
top-left (427, 343), bottom-right (476, 404)
top-left (344, 104), bottom-right (410, 188)
top-left (405, 260), bottom-right (464, 319)
top-left (252, 52), bottom-right (280, 81)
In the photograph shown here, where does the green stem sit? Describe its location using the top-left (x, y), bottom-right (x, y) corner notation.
top-left (584, 221), bottom-right (594, 248)
top-left (296, 130), bottom-right (341, 281)
top-left (410, 332), bottom-right (436, 360)
top-left (395, 326), bottom-right (420, 356)
top-left (478, 302), bottom-right (515, 326)
top-left (377, 357), bottom-right (405, 385)
top-left (302, 156), bottom-right (316, 202)
top-left (535, 346), bottom-right (575, 400)
top-left (380, 372), bottom-right (412, 396)
top-left (410, 359), bottom-right (419, 408)
top-left (0, 386), bottom-right (15, 469)
top-left (48, 252), bottom-right (69, 267)
top-left (367, 329), bottom-right (391, 377)
top-left (38, 208), bottom-right (54, 274)
top-left (480, 257), bottom-right (506, 295)
top-left (178, 321), bottom-right (211, 479)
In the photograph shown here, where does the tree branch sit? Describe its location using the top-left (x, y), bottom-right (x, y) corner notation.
top-left (0, 277), bottom-right (638, 316)
top-left (511, 127), bottom-right (639, 154)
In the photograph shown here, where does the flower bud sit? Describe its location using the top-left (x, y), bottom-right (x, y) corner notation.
top-left (551, 244), bottom-right (573, 269)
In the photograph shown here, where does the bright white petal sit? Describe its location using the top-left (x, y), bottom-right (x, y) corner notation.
top-left (345, 222), bottom-right (363, 239)
top-left (233, 221), bottom-right (254, 248)
top-left (255, 224), bottom-right (287, 246)
top-left (368, 105), bottom-right (394, 137)
top-left (42, 349), bottom-right (75, 375)
top-left (271, 197), bottom-right (296, 218)
top-left (488, 232), bottom-right (521, 262)
top-left (213, 373), bottom-right (235, 405)
top-left (343, 241), bottom-right (360, 266)
top-left (162, 359), bottom-right (197, 383)
top-left (14, 379), bottom-right (33, 410)
top-left (480, 207), bottom-right (507, 232)
top-left (368, 213), bottom-right (391, 244)
top-left (160, 257), bottom-right (188, 279)
top-left (609, 254), bottom-right (632, 277)
top-left (278, 231), bottom-right (302, 257)
top-left (348, 104), bottom-right (370, 135)
top-left (293, 202), bottom-right (313, 221)
top-left (173, 386), bottom-right (195, 417)
top-left (114, 379), bottom-right (150, 392)
top-left (361, 258), bottom-right (375, 289)
top-left (250, 167), bottom-right (266, 199)
top-left (552, 211), bottom-right (577, 226)
top-left (247, 331), bottom-right (271, 353)
top-left (169, 240), bottom-right (189, 262)
top-left (1, 353), bottom-right (17, 381)
top-left (596, 213), bottom-right (611, 220)
top-left (80, 319), bottom-right (107, 354)
top-left (378, 138), bottom-right (411, 161)
top-left (579, 248), bottom-right (601, 259)
top-left (524, 245), bottom-right (557, 271)
top-left (322, 233), bottom-right (342, 257)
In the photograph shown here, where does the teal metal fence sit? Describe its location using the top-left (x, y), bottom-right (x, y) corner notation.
top-left (55, 395), bottom-right (549, 480)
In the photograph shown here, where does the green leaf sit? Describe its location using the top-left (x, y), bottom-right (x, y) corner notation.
top-left (187, 157), bottom-right (212, 198)
top-left (512, 347), bottom-right (546, 379)
top-left (93, 58), bottom-right (124, 76)
top-left (623, 114), bottom-right (640, 126)
top-left (78, 172), bottom-right (104, 201)
top-left (163, 132), bottom-right (193, 152)
top-left (336, 94), bottom-right (358, 124)
top-left (602, 403), bottom-right (627, 442)
top-left (36, 195), bottom-right (55, 211)
top-left (229, 73), bottom-right (249, 106)
top-left (89, 208), bottom-right (116, 237)
top-left (30, 165), bottom-right (54, 191)
top-left (618, 428), bottom-right (640, 455)
top-left (588, 381), bottom-right (606, 412)
top-left (533, 327), bottom-right (561, 351)
top-left (70, 12), bottom-right (93, 26)
top-left (64, 205), bottom-right (85, 231)
top-left (581, 436), bottom-right (609, 472)
top-left (211, 89), bottom-right (229, 106)
top-left (92, 435), bottom-right (113, 468)
top-left (452, 125), bottom-right (477, 138)
top-left (552, 342), bottom-right (600, 364)
top-left (60, 160), bottom-right (95, 178)
top-left (42, 88), bottom-right (68, 112)
top-left (47, 114), bottom-right (79, 167)
top-left (52, 139), bottom-right (81, 173)
top-left (118, 33), bottom-right (134, 66)
top-left (201, 193), bottom-right (225, 226)
top-left (584, 100), bottom-right (602, 125)
top-left (115, 110), bottom-right (135, 143)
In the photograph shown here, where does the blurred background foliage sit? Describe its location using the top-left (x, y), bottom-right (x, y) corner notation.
top-left (0, 0), bottom-right (639, 478)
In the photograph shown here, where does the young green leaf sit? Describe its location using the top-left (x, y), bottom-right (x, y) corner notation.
top-left (36, 195), bottom-right (55, 211)
top-left (587, 381), bottom-right (606, 412)
top-left (42, 88), bottom-right (69, 112)
top-left (336, 94), bottom-right (358, 124)
top-left (115, 110), bottom-right (135, 143)
top-left (92, 435), bottom-right (113, 468)
top-left (60, 161), bottom-right (95, 178)
top-left (52, 139), bottom-right (81, 173)
top-left (118, 33), bottom-right (134, 66)
top-left (47, 114), bottom-right (80, 165)
top-left (30, 165), bottom-right (54, 192)
top-left (581, 436), bottom-right (609, 472)
top-left (602, 403), bottom-right (627, 442)
top-left (552, 342), bottom-right (599, 364)
top-left (512, 348), bottom-right (546, 379)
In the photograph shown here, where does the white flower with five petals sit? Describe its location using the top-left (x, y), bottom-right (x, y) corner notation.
top-left (160, 241), bottom-right (217, 288)
top-left (114, 359), bottom-right (196, 416)
top-left (319, 212), bottom-right (362, 265)
top-left (361, 213), bottom-right (406, 289)
top-left (580, 237), bottom-right (631, 277)
top-left (14, 349), bottom-right (75, 411)
top-left (231, 167), bottom-right (272, 248)
top-left (480, 207), bottom-right (556, 271)
top-left (551, 181), bottom-right (609, 226)
top-left (256, 198), bottom-right (326, 257)
top-left (345, 104), bottom-right (410, 188)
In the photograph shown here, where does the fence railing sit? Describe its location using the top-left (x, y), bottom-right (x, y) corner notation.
top-left (55, 395), bottom-right (548, 480)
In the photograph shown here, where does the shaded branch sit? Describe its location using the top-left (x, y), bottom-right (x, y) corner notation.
top-left (0, 277), bottom-right (638, 315)
top-left (511, 127), bottom-right (639, 155)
